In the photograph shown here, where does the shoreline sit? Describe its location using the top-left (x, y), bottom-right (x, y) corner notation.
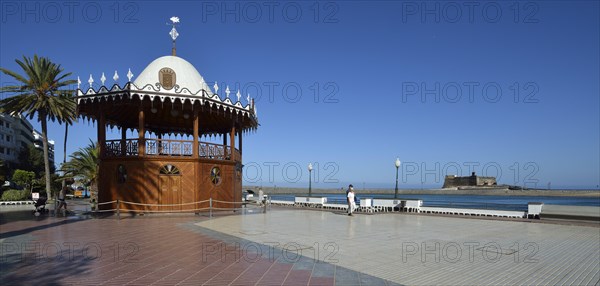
top-left (244, 186), bottom-right (600, 197)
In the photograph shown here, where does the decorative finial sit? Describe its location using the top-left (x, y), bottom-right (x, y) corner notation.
top-left (225, 86), bottom-right (230, 98)
top-left (127, 68), bottom-right (133, 81)
top-left (247, 94), bottom-right (251, 104)
top-left (100, 72), bottom-right (106, 85)
top-left (213, 82), bottom-right (219, 93)
top-left (168, 16), bottom-right (180, 56)
top-left (113, 70), bottom-right (119, 82)
top-left (169, 26), bottom-right (179, 41)
top-left (77, 76), bottom-right (81, 89)
top-left (88, 74), bottom-right (94, 88)
top-left (236, 90), bottom-right (241, 102)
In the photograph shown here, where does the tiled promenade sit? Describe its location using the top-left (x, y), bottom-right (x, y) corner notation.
top-left (1, 205), bottom-right (599, 285)
top-left (197, 209), bottom-right (600, 285)
top-left (0, 207), bottom-right (397, 285)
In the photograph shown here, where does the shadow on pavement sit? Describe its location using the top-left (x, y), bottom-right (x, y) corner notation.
top-left (0, 251), bottom-right (96, 285)
top-left (0, 217), bottom-right (81, 239)
top-left (0, 207), bottom-right (54, 225)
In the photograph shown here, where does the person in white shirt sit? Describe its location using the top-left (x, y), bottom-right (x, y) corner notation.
top-left (347, 184), bottom-right (356, 216)
top-left (258, 188), bottom-right (265, 206)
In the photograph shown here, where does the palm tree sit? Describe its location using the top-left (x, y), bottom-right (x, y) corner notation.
top-left (61, 141), bottom-right (98, 199)
top-left (62, 110), bottom-right (77, 188)
top-left (0, 55), bottom-right (77, 199)
top-left (59, 93), bottom-right (77, 190)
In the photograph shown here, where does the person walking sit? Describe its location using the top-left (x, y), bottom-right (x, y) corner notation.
top-left (57, 186), bottom-right (69, 215)
top-left (347, 184), bottom-right (356, 216)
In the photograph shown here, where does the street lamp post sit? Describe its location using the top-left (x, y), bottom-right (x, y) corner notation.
top-left (395, 158), bottom-right (401, 199)
top-left (308, 163), bottom-right (313, 196)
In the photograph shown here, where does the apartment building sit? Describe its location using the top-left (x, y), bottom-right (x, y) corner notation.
top-left (0, 113), bottom-right (54, 167)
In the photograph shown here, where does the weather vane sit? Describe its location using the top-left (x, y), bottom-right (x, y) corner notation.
top-left (168, 16), bottom-right (180, 56)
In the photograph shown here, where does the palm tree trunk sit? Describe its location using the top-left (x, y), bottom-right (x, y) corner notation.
top-left (62, 124), bottom-right (68, 188)
top-left (40, 117), bottom-right (52, 199)
top-left (64, 125), bottom-right (68, 164)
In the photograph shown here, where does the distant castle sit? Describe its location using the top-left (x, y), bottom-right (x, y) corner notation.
top-left (443, 172), bottom-right (497, 188)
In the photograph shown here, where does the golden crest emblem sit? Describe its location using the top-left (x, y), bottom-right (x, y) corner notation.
top-left (159, 67), bottom-right (176, 89)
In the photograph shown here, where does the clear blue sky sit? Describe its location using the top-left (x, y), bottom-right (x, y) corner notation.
top-left (1, 1), bottom-right (598, 189)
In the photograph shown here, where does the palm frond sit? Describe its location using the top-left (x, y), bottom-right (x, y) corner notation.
top-left (0, 67), bottom-right (29, 86)
top-left (61, 140), bottom-right (99, 185)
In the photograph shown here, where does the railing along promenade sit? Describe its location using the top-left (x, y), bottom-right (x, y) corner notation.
top-left (104, 138), bottom-right (241, 161)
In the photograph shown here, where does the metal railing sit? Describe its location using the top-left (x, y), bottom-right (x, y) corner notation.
top-left (103, 139), bottom-right (240, 161)
top-left (105, 139), bottom-right (139, 157)
top-left (146, 139), bottom-right (193, 156)
top-left (199, 142), bottom-right (225, 160)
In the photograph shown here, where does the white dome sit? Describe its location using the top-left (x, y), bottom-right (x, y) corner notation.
top-left (133, 55), bottom-right (212, 94)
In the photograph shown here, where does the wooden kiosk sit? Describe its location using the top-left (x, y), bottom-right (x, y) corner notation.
top-left (75, 20), bottom-right (258, 212)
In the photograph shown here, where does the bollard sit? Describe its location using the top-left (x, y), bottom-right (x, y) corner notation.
top-left (117, 199), bottom-right (120, 220)
top-left (209, 198), bottom-right (212, 218)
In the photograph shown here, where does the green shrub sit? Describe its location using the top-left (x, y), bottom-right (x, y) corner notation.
top-left (0, 189), bottom-right (30, 201)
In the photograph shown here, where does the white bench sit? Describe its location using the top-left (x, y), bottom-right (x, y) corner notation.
top-left (372, 199), bottom-right (401, 212)
top-left (527, 202), bottom-right (543, 219)
top-left (294, 196), bottom-right (327, 208)
top-left (269, 200), bottom-right (294, 206)
top-left (420, 206), bottom-right (526, 218)
top-left (372, 199), bottom-right (423, 212)
top-left (354, 198), bottom-right (372, 213)
top-left (405, 200), bottom-right (423, 212)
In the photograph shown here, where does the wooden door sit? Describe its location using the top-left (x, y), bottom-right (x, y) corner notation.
top-left (159, 175), bottom-right (181, 211)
